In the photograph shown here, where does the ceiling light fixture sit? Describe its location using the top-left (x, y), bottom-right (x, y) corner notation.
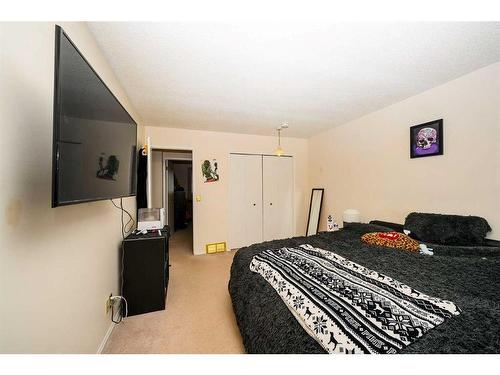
top-left (275, 122), bottom-right (289, 156)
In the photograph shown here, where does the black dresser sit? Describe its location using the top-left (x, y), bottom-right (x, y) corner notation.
top-left (122, 227), bottom-right (170, 316)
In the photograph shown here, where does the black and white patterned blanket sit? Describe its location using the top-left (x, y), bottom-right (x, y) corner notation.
top-left (250, 244), bottom-right (461, 354)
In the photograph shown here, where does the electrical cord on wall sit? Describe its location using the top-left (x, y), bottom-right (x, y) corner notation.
top-left (110, 198), bottom-right (135, 323)
top-left (110, 197), bottom-right (135, 239)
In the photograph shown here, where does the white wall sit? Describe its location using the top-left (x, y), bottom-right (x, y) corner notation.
top-left (0, 22), bottom-right (143, 353)
top-left (150, 150), bottom-right (163, 208)
top-left (145, 126), bottom-right (310, 255)
top-left (309, 62), bottom-right (500, 239)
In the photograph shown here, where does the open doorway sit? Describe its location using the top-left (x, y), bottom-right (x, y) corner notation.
top-left (170, 160), bottom-right (193, 231)
top-left (151, 149), bottom-right (193, 254)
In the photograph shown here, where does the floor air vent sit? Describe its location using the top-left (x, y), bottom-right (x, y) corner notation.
top-left (206, 242), bottom-right (227, 254)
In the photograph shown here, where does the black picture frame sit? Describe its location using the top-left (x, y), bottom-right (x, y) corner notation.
top-left (306, 188), bottom-right (324, 236)
top-left (410, 119), bottom-right (443, 159)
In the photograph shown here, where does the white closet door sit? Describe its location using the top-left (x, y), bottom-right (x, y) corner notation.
top-left (229, 154), bottom-right (263, 249)
top-left (263, 156), bottom-right (294, 241)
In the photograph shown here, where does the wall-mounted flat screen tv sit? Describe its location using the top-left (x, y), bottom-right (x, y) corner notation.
top-left (52, 25), bottom-right (137, 207)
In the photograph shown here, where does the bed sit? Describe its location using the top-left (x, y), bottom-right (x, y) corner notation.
top-left (229, 222), bottom-right (500, 353)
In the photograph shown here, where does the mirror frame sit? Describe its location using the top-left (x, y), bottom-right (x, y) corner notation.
top-left (306, 188), bottom-right (324, 236)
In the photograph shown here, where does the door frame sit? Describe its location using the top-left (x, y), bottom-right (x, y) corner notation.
top-left (152, 145), bottom-right (196, 255)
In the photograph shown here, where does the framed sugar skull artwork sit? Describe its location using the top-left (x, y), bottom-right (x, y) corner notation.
top-left (410, 119), bottom-right (443, 158)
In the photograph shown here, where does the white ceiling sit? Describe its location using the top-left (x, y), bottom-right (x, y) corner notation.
top-left (87, 22), bottom-right (500, 138)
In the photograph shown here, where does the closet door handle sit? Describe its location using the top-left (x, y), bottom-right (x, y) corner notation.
top-left (269, 203), bottom-right (273, 206)
top-left (253, 203), bottom-right (256, 206)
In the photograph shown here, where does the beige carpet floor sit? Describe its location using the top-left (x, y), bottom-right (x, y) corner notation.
top-left (103, 225), bottom-right (245, 353)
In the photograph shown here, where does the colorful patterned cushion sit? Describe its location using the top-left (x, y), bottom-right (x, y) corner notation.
top-left (361, 231), bottom-right (420, 253)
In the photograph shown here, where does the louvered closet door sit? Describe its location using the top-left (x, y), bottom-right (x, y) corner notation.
top-left (263, 155), bottom-right (294, 241)
top-left (229, 154), bottom-right (263, 249)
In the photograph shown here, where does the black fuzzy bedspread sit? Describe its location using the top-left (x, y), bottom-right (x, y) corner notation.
top-left (228, 223), bottom-right (500, 354)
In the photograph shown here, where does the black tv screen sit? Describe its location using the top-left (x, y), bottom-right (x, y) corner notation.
top-left (52, 26), bottom-right (137, 207)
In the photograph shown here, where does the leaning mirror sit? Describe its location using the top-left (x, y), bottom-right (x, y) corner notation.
top-left (306, 188), bottom-right (324, 236)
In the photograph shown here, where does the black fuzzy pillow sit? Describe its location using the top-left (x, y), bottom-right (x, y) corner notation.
top-left (404, 212), bottom-right (491, 246)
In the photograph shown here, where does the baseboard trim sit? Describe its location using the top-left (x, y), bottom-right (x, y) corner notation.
top-left (97, 310), bottom-right (121, 354)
